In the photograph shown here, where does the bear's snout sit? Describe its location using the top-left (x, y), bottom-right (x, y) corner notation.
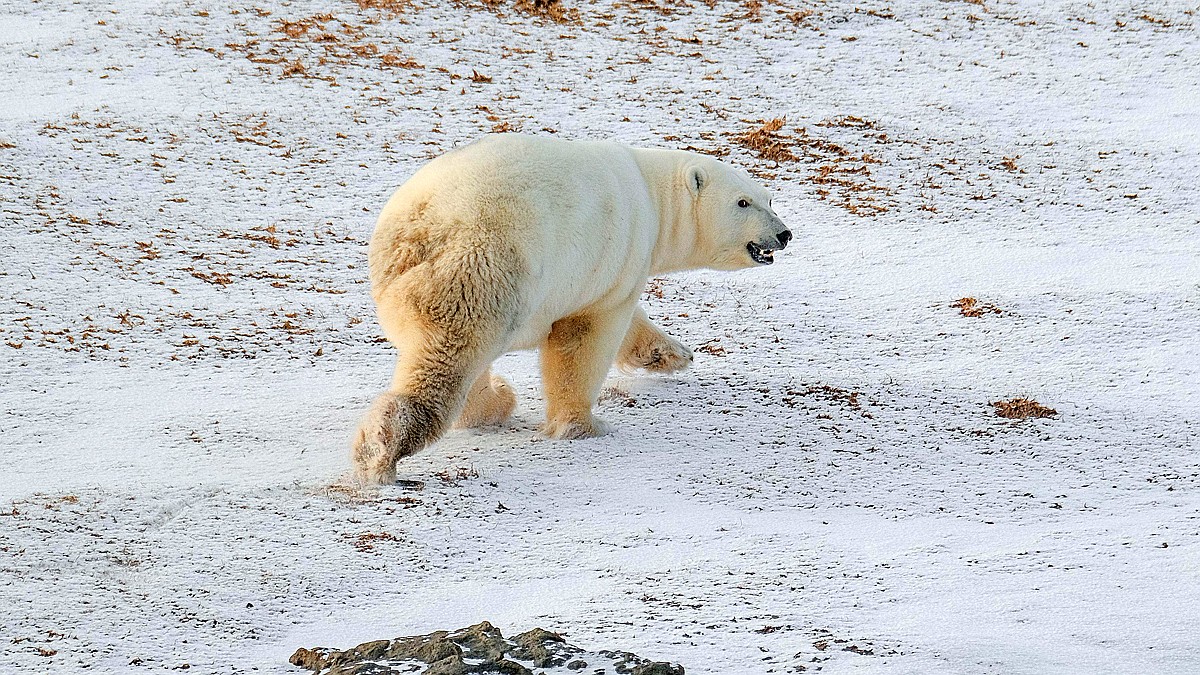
top-left (776, 230), bottom-right (792, 249)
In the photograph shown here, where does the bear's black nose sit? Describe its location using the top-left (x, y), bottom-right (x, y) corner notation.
top-left (777, 230), bottom-right (792, 248)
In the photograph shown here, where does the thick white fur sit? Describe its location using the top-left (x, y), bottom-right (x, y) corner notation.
top-left (352, 134), bottom-right (788, 484)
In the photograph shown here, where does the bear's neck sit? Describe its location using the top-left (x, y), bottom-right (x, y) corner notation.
top-left (631, 149), bottom-right (707, 275)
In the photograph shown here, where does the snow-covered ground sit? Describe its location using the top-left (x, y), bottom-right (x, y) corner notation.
top-left (2, 0), bottom-right (1198, 672)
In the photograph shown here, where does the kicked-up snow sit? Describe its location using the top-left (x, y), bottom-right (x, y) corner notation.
top-left (1, 0), bottom-right (1198, 673)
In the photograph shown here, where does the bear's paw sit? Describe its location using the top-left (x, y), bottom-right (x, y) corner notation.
top-left (540, 416), bottom-right (614, 440)
top-left (618, 335), bottom-right (694, 374)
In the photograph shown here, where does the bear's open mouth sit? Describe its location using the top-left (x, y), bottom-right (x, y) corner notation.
top-left (746, 241), bottom-right (775, 265)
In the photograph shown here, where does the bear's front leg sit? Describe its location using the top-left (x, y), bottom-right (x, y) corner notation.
top-left (616, 305), bottom-right (694, 374)
top-left (539, 301), bottom-right (637, 440)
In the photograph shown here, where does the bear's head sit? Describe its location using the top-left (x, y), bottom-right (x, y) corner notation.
top-left (685, 157), bottom-right (791, 270)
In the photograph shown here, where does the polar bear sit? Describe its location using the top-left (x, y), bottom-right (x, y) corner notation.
top-left (352, 134), bottom-right (790, 484)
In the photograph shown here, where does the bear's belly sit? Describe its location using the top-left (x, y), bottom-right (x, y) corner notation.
top-left (503, 254), bottom-right (649, 351)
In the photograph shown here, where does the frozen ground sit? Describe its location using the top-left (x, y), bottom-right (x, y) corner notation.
top-left (1, 0), bottom-right (1198, 672)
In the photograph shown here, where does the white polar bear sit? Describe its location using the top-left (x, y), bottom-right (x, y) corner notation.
top-left (352, 134), bottom-right (790, 485)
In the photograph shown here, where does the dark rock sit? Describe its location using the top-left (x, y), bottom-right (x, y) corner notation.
top-left (632, 663), bottom-right (685, 675)
top-left (423, 655), bottom-right (467, 675)
top-left (509, 627), bottom-right (580, 668)
top-left (289, 621), bottom-right (684, 675)
top-left (385, 633), bottom-right (462, 663)
top-left (337, 663), bottom-right (410, 675)
top-left (482, 658), bottom-right (534, 674)
top-left (348, 640), bottom-right (392, 662)
top-left (290, 647), bottom-right (333, 672)
top-left (449, 621), bottom-right (508, 663)
top-left (512, 628), bottom-right (565, 646)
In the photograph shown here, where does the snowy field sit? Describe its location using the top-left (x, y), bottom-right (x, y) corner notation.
top-left (2, 0), bottom-right (1199, 672)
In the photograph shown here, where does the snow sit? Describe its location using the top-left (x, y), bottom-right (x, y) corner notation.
top-left (1, 0), bottom-right (1198, 673)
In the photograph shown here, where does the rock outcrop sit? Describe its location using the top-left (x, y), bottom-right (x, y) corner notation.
top-left (289, 621), bottom-right (685, 675)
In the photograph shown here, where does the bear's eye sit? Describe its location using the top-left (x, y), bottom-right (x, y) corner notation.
top-left (737, 199), bottom-right (750, 208)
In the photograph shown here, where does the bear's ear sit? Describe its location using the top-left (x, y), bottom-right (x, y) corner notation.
top-left (686, 165), bottom-right (707, 196)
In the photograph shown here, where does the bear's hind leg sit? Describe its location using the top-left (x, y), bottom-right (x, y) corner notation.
top-left (540, 300), bottom-right (636, 440)
top-left (616, 305), bottom-right (693, 374)
top-left (352, 306), bottom-right (504, 485)
top-left (352, 390), bottom-right (450, 485)
top-left (455, 366), bottom-right (517, 429)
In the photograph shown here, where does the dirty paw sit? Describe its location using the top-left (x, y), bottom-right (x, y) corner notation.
top-left (539, 416), bottom-right (614, 440)
top-left (620, 337), bottom-right (694, 374)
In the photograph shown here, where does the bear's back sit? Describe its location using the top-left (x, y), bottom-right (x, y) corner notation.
top-left (386, 134), bottom-right (649, 239)
top-left (418, 133), bottom-right (633, 188)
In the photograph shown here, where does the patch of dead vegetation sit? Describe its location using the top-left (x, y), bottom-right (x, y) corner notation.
top-left (783, 384), bottom-right (873, 418)
top-left (219, 112), bottom-right (288, 149)
top-left (782, 8), bottom-right (819, 29)
top-left (951, 297), bottom-right (1002, 317)
top-left (354, 0), bottom-right (416, 12)
top-left (992, 398), bottom-right (1057, 420)
top-left (3, 298), bottom-right (368, 363)
top-left (474, 105), bottom-right (524, 133)
top-left (317, 482), bottom-right (374, 504)
top-left (724, 0), bottom-right (764, 23)
top-left (22, 113), bottom-right (358, 300)
top-left (346, 530), bottom-right (402, 553)
top-left (5, 306), bottom-right (142, 359)
top-left (435, 466), bottom-right (480, 485)
top-left (379, 50), bottom-right (423, 68)
top-left (817, 115), bottom-right (878, 131)
top-left (38, 114), bottom-right (152, 145)
top-left (729, 117), bottom-right (893, 216)
top-left (644, 277), bottom-right (667, 299)
top-left (218, 222), bottom-right (303, 250)
top-left (213, 11), bottom-right (426, 82)
top-left (461, 0), bottom-right (582, 24)
top-left (512, 0), bottom-right (580, 23)
top-left (611, 0), bottom-right (821, 29)
top-left (612, 0), bottom-right (687, 19)
top-left (732, 118), bottom-right (799, 163)
top-left (1123, 12), bottom-right (1193, 29)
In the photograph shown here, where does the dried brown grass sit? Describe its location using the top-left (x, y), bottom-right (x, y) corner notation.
top-left (215, 12), bottom-right (426, 80)
top-left (435, 466), bottom-right (480, 484)
top-left (731, 118), bottom-right (799, 163)
top-left (951, 297), bottom-right (1002, 317)
top-left (380, 51), bottom-right (423, 68)
top-left (348, 531), bottom-right (401, 553)
top-left (992, 398), bottom-right (1057, 419)
top-left (817, 115), bottom-right (877, 130)
top-left (730, 117), bottom-right (892, 216)
top-left (354, 0), bottom-right (415, 11)
top-left (513, 0), bottom-right (580, 23)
